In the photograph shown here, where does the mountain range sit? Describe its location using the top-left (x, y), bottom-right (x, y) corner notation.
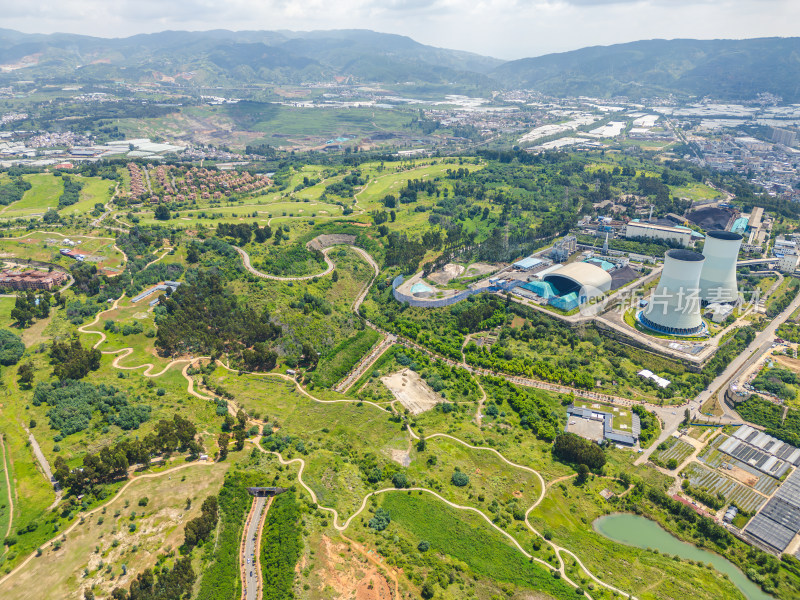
top-left (1, 29), bottom-right (799, 101)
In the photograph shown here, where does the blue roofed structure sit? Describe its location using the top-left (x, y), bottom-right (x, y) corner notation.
top-left (584, 257), bottom-right (615, 271)
top-left (521, 280), bottom-right (558, 299)
top-left (550, 292), bottom-right (580, 311)
top-left (731, 217), bottom-right (749, 235)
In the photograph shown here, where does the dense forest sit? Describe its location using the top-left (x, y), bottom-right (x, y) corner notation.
top-left (155, 271), bottom-right (281, 368)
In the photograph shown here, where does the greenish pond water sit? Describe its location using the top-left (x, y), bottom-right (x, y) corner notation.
top-left (593, 513), bottom-right (773, 600)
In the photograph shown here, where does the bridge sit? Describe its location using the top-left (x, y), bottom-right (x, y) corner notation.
top-left (737, 258), bottom-right (778, 267)
top-left (246, 487), bottom-right (287, 498)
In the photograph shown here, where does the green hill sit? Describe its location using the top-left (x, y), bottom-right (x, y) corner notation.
top-left (490, 37), bottom-right (800, 101)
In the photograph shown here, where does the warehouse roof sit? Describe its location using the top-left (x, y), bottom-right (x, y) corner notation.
top-left (513, 257), bottom-right (544, 270)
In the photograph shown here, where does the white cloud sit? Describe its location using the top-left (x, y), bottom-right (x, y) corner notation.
top-left (0, 0), bottom-right (797, 59)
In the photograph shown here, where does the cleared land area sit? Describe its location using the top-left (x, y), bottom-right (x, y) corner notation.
top-left (0, 462), bottom-right (229, 600)
top-left (381, 369), bottom-right (442, 415)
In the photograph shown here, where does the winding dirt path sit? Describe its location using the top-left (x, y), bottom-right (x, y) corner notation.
top-left (234, 245), bottom-right (335, 281)
top-left (75, 238), bottom-right (635, 599)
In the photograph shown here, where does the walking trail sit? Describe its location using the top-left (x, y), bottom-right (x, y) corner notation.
top-left (69, 238), bottom-right (641, 599)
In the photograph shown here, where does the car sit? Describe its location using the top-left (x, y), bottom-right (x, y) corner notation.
top-left (249, 571), bottom-right (253, 577)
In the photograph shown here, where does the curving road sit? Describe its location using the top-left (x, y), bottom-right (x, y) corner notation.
top-left (235, 245), bottom-right (335, 281)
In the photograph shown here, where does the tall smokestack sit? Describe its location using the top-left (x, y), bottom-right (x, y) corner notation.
top-left (641, 249), bottom-right (706, 335)
top-left (699, 230), bottom-right (742, 304)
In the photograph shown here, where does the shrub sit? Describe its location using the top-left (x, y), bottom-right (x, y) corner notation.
top-left (369, 508), bottom-right (391, 531)
top-left (392, 472), bottom-right (409, 489)
top-left (451, 471), bottom-right (470, 487)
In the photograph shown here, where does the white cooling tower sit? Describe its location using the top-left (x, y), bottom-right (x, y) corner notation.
top-left (699, 230), bottom-right (742, 304)
top-left (641, 249), bottom-right (706, 335)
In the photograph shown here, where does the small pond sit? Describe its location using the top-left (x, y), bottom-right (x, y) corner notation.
top-left (594, 513), bottom-right (773, 600)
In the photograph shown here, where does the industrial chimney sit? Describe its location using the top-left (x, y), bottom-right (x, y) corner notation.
top-left (698, 230), bottom-right (742, 304)
top-left (641, 249), bottom-right (706, 335)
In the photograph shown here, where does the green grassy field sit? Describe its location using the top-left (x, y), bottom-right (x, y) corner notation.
top-left (0, 231), bottom-right (124, 274)
top-left (0, 436), bottom-right (12, 540)
top-left (0, 174), bottom-right (63, 219)
top-left (0, 174), bottom-right (113, 221)
top-left (373, 492), bottom-right (575, 599)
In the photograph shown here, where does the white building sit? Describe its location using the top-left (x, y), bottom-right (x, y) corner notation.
top-left (779, 253), bottom-right (800, 273)
top-left (625, 222), bottom-right (693, 247)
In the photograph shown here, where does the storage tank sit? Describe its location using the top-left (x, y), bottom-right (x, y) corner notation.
top-left (699, 230), bottom-right (742, 304)
top-left (641, 249), bottom-right (706, 335)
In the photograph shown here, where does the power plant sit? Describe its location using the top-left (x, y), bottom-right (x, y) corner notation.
top-left (640, 249), bottom-right (707, 336)
top-left (698, 230), bottom-right (743, 304)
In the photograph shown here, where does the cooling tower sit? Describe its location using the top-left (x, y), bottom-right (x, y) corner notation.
top-left (699, 230), bottom-right (742, 304)
top-left (641, 249), bottom-right (706, 335)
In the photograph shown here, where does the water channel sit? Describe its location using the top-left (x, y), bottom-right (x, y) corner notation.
top-left (593, 513), bottom-right (773, 600)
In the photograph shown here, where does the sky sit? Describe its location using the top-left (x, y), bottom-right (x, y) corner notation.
top-left (1, 0), bottom-right (798, 59)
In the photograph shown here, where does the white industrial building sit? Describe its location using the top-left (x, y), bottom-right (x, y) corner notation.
top-left (542, 261), bottom-right (612, 300)
top-left (625, 222), bottom-right (693, 247)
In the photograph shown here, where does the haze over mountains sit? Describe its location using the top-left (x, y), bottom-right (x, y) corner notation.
top-left (1, 28), bottom-right (799, 101)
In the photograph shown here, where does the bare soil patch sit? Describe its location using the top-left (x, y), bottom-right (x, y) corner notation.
top-left (428, 263), bottom-right (465, 285)
top-left (390, 449), bottom-right (411, 467)
top-left (460, 262), bottom-right (499, 278)
top-left (725, 464), bottom-right (759, 487)
top-left (381, 369), bottom-right (442, 415)
top-left (318, 536), bottom-right (393, 600)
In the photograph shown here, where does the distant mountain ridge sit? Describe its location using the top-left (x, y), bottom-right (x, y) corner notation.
top-left (0, 30), bottom-right (798, 101)
top-left (490, 37), bottom-right (800, 102)
top-left (0, 28), bottom-right (501, 90)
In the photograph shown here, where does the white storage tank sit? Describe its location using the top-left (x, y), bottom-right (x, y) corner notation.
top-left (699, 230), bottom-right (742, 304)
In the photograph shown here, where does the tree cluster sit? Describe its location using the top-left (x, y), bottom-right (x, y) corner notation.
top-left (261, 491), bottom-right (302, 600)
top-left (0, 329), bottom-right (24, 365)
top-left (49, 335), bottom-right (101, 380)
top-left (552, 433), bottom-right (606, 470)
top-left (110, 557), bottom-right (195, 600)
top-left (34, 380), bottom-right (151, 436)
top-left (183, 496), bottom-right (219, 551)
top-left (155, 271), bottom-right (281, 366)
top-left (0, 176), bottom-right (31, 205)
top-left (10, 290), bottom-right (50, 327)
top-left (58, 175), bottom-right (84, 208)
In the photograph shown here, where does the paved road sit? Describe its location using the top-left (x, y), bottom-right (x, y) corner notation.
top-left (697, 287), bottom-right (800, 418)
top-left (637, 286), bottom-right (800, 465)
top-left (242, 496), bottom-right (268, 600)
